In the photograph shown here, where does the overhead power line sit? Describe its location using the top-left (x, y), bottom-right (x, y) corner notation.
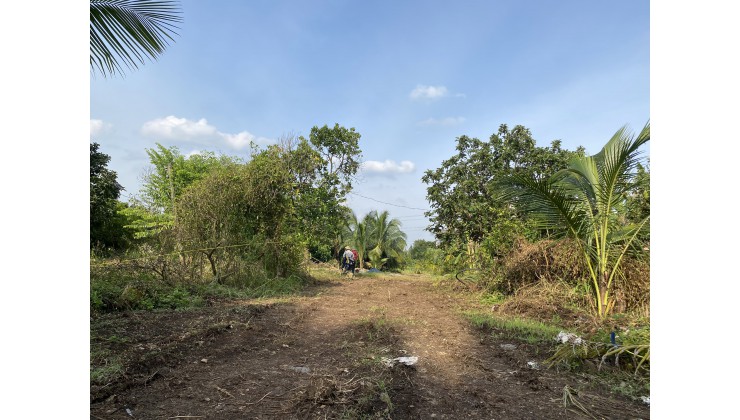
top-left (349, 191), bottom-right (430, 211)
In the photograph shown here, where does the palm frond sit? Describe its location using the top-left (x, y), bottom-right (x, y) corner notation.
top-left (90, 0), bottom-right (183, 78)
top-left (498, 122), bottom-right (649, 318)
top-left (502, 173), bottom-right (590, 238)
top-left (593, 123), bottom-right (650, 213)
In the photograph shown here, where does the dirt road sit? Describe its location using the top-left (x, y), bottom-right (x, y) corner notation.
top-left (91, 271), bottom-right (650, 419)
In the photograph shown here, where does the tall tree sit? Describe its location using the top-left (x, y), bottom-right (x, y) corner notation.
top-left (90, 0), bottom-right (183, 78)
top-left (422, 124), bottom-right (582, 257)
top-left (407, 239), bottom-right (437, 261)
top-left (90, 142), bottom-right (124, 249)
top-left (342, 209), bottom-right (373, 269)
top-left (282, 125), bottom-right (363, 260)
top-left (501, 123), bottom-right (650, 318)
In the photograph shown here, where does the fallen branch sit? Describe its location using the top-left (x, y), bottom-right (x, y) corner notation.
top-left (245, 391), bottom-right (272, 405)
top-left (561, 386), bottom-right (598, 419)
top-left (216, 386), bottom-right (234, 398)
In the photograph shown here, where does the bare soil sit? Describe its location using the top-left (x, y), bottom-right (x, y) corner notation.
top-left (90, 271), bottom-right (650, 419)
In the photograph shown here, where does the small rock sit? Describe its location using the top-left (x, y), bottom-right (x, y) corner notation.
top-left (500, 344), bottom-right (517, 351)
top-left (290, 366), bottom-right (311, 374)
top-left (201, 358), bottom-right (208, 363)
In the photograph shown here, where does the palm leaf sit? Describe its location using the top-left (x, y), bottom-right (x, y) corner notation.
top-left (90, 0), bottom-right (183, 78)
top-left (500, 173), bottom-right (589, 238)
top-left (499, 122), bottom-right (649, 317)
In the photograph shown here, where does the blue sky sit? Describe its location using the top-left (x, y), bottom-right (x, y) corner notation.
top-left (90, 0), bottom-right (650, 244)
top-left (10, 2), bottom-right (740, 416)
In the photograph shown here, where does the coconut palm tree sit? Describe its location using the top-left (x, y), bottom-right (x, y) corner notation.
top-left (90, 0), bottom-right (183, 78)
top-left (365, 210), bottom-right (408, 270)
top-left (352, 218), bottom-right (372, 269)
top-left (339, 209), bottom-right (370, 269)
top-left (502, 122), bottom-right (650, 318)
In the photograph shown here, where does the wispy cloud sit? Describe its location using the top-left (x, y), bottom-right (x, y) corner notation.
top-left (90, 119), bottom-right (111, 137)
top-left (409, 85), bottom-right (466, 100)
top-left (417, 116), bottom-right (466, 126)
top-left (409, 85), bottom-right (448, 100)
top-left (140, 116), bottom-right (274, 150)
top-left (361, 160), bottom-right (416, 175)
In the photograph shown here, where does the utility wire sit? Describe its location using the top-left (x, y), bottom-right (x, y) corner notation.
top-left (348, 191), bottom-right (429, 211)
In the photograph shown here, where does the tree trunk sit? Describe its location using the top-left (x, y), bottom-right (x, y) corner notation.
top-left (599, 271), bottom-right (609, 317)
top-left (205, 250), bottom-right (219, 283)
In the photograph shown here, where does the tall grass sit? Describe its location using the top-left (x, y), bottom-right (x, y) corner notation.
top-left (90, 253), bottom-right (308, 314)
top-left (464, 311), bottom-right (564, 344)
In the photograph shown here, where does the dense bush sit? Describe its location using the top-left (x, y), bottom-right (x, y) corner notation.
top-left (480, 237), bottom-right (649, 316)
top-left (90, 256), bottom-right (308, 315)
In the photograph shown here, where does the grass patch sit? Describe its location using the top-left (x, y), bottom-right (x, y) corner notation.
top-left (90, 349), bottom-right (125, 385)
top-left (464, 310), bottom-right (564, 344)
top-left (479, 291), bottom-right (506, 306)
top-left (464, 309), bottom-right (650, 402)
top-left (353, 315), bottom-right (395, 343)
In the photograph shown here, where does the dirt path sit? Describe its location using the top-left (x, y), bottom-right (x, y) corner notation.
top-left (91, 272), bottom-right (650, 419)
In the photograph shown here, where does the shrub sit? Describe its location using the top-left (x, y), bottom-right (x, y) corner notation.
top-left (481, 237), bottom-right (648, 317)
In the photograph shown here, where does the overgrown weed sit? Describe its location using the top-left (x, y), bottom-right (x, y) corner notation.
top-left (91, 259), bottom-right (307, 314)
top-left (464, 311), bottom-right (564, 344)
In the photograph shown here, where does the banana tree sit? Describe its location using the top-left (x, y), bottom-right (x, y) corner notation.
top-left (502, 123), bottom-right (650, 318)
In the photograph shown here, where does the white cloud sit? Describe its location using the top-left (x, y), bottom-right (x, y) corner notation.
top-left (141, 116), bottom-right (218, 140)
top-left (140, 116), bottom-right (274, 150)
top-left (362, 160), bottom-right (416, 174)
top-left (90, 119), bottom-right (111, 137)
top-left (418, 116), bottom-right (466, 126)
top-left (409, 85), bottom-right (449, 100)
top-left (222, 131), bottom-right (273, 148)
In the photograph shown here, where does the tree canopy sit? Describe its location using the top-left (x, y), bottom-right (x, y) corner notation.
top-left (90, 142), bottom-right (125, 250)
top-left (422, 124), bottom-right (583, 257)
top-left (140, 144), bottom-right (243, 214)
top-left (284, 124), bottom-right (363, 260)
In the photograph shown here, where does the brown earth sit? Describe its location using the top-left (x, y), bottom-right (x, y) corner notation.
top-left (90, 270), bottom-right (650, 419)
